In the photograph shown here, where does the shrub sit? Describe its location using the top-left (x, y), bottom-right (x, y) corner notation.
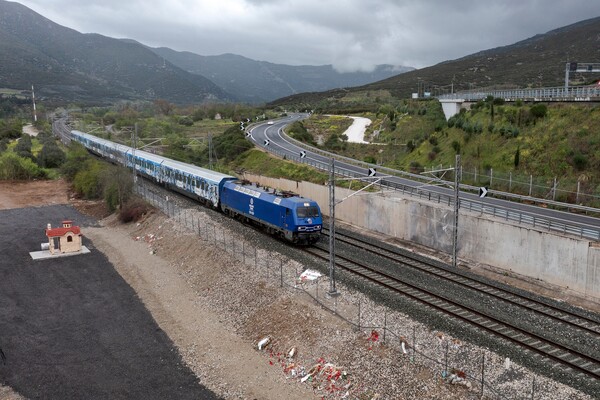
top-left (118, 199), bottom-right (151, 223)
top-left (0, 119), bottom-right (23, 140)
top-left (60, 143), bottom-right (90, 180)
top-left (451, 140), bottom-right (461, 154)
top-left (363, 155), bottom-right (376, 164)
top-left (428, 136), bottom-right (438, 146)
top-left (72, 160), bottom-right (104, 199)
top-left (409, 161), bottom-right (423, 173)
top-left (14, 134), bottom-right (35, 161)
top-left (178, 116), bottom-right (194, 126)
top-left (572, 154), bottom-right (588, 171)
top-left (0, 138), bottom-right (9, 153)
top-left (530, 104), bottom-right (547, 119)
top-left (0, 152), bottom-right (45, 180)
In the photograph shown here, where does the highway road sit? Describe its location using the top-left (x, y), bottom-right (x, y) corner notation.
top-left (248, 114), bottom-right (600, 241)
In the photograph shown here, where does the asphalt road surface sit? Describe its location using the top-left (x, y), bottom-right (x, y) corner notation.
top-left (0, 205), bottom-right (220, 399)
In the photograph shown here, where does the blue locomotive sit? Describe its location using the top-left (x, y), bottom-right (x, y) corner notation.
top-left (70, 130), bottom-right (322, 244)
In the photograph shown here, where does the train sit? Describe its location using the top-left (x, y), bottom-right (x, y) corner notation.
top-left (70, 130), bottom-right (323, 244)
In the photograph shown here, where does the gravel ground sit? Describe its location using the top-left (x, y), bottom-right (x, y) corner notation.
top-left (2, 180), bottom-right (595, 399)
top-left (330, 232), bottom-right (600, 395)
top-left (109, 182), bottom-right (597, 399)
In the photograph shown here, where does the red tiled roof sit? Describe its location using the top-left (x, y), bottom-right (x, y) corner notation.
top-left (46, 226), bottom-right (81, 238)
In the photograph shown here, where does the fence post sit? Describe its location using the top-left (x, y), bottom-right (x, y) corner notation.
top-left (509, 171), bottom-right (512, 192)
top-left (531, 376), bottom-right (536, 400)
top-left (480, 352), bottom-right (486, 398)
top-left (576, 181), bottom-right (580, 204)
top-left (357, 300), bottom-right (361, 330)
top-left (474, 167), bottom-right (477, 184)
top-left (413, 326), bottom-right (417, 363)
top-left (552, 177), bottom-right (557, 201)
top-left (490, 168), bottom-right (493, 187)
top-left (444, 341), bottom-right (449, 377)
top-left (383, 310), bottom-right (387, 343)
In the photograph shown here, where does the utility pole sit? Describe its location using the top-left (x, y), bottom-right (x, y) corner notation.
top-left (31, 85), bottom-right (37, 122)
top-left (208, 133), bottom-right (213, 169)
top-left (131, 123), bottom-right (138, 183)
top-left (328, 157), bottom-right (338, 296)
top-left (452, 154), bottom-right (460, 268)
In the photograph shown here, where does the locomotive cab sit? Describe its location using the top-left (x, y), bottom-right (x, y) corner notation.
top-left (289, 202), bottom-right (322, 244)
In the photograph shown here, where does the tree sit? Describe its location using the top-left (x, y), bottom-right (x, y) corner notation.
top-left (103, 166), bottom-right (133, 211)
top-left (60, 143), bottom-right (91, 180)
top-left (154, 99), bottom-right (174, 116)
top-left (0, 119), bottom-right (23, 140)
top-left (37, 140), bottom-right (66, 168)
top-left (14, 134), bottom-right (35, 161)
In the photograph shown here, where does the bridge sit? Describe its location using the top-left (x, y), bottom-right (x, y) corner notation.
top-left (438, 60), bottom-right (600, 119)
top-left (438, 84), bottom-right (600, 119)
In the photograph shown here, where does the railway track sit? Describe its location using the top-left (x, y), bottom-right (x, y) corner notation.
top-left (324, 228), bottom-right (600, 337)
top-left (307, 230), bottom-right (600, 384)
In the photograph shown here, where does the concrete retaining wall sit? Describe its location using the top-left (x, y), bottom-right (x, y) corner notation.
top-left (244, 173), bottom-right (600, 301)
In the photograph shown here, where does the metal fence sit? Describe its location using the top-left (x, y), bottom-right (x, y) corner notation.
top-left (134, 182), bottom-right (572, 400)
top-left (265, 132), bottom-right (600, 241)
top-left (422, 164), bottom-right (600, 208)
top-left (437, 85), bottom-right (600, 102)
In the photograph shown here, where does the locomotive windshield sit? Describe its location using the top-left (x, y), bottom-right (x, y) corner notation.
top-left (297, 206), bottom-right (320, 218)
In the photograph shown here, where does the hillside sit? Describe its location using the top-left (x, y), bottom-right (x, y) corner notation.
top-left (0, 0), bottom-right (231, 105)
top-left (285, 100), bottom-right (600, 206)
top-left (150, 47), bottom-right (414, 103)
top-left (271, 16), bottom-right (600, 108)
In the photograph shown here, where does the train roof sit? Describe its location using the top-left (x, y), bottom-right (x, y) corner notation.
top-left (72, 130), bottom-right (235, 184)
top-left (224, 180), bottom-right (319, 207)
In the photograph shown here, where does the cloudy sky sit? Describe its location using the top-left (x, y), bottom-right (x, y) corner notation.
top-left (16, 0), bottom-right (600, 72)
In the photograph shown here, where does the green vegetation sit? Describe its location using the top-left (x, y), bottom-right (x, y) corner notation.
top-left (61, 143), bottom-right (134, 212)
top-left (235, 149), bottom-right (328, 184)
top-left (4, 91), bottom-right (596, 210)
top-left (285, 98), bottom-right (600, 204)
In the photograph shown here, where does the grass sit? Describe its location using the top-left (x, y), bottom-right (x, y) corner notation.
top-left (0, 88), bottom-right (28, 98)
top-left (233, 149), bottom-right (328, 184)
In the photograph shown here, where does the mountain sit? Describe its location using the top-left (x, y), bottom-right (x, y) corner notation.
top-left (270, 16), bottom-right (600, 107)
top-left (150, 48), bottom-right (414, 103)
top-left (0, 0), bottom-right (231, 105)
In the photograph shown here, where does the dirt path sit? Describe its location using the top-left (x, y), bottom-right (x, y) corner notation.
top-left (86, 221), bottom-right (317, 400)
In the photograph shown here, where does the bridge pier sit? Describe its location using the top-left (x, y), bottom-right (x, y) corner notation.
top-left (439, 99), bottom-right (468, 120)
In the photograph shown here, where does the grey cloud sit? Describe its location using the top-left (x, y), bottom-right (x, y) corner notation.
top-left (17, 0), bottom-right (600, 71)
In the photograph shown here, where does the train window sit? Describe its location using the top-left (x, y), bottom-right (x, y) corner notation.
top-left (297, 206), bottom-right (320, 218)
